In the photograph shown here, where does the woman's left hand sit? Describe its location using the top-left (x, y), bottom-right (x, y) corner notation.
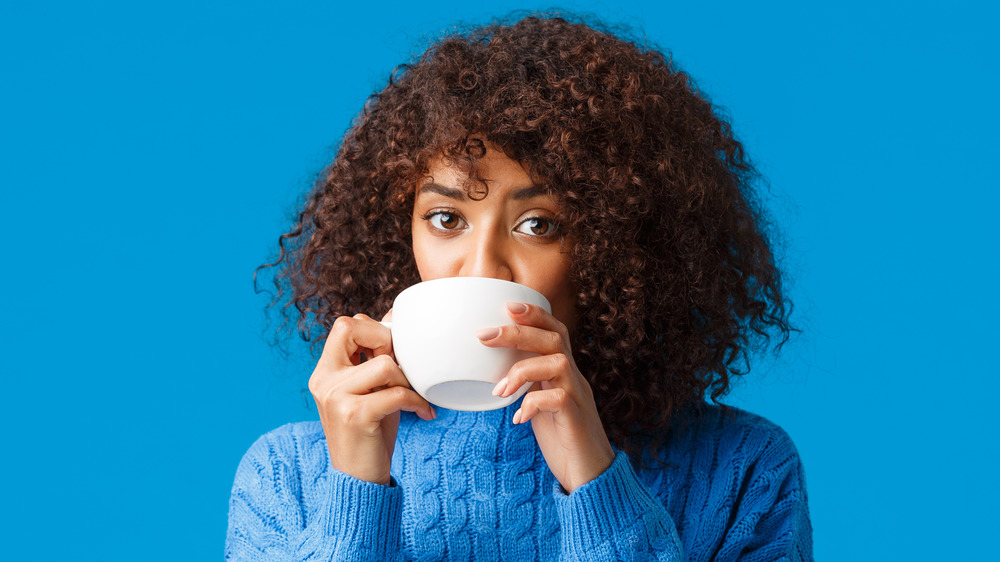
top-left (477, 302), bottom-right (615, 493)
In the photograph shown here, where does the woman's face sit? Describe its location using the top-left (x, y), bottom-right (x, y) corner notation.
top-left (411, 145), bottom-right (577, 332)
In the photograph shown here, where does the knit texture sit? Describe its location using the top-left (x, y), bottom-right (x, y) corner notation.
top-left (226, 404), bottom-right (812, 561)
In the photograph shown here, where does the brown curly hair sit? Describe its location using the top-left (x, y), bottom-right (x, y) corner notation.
top-left (259, 13), bottom-right (793, 461)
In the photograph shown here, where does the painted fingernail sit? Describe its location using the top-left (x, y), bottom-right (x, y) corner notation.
top-left (475, 327), bottom-right (500, 340)
top-left (492, 377), bottom-right (508, 397)
top-left (512, 408), bottom-right (523, 424)
top-left (506, 302), bottom-right (529, 314)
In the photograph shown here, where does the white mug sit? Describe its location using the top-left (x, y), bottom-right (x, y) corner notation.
top-left (384, 277), bottom-right (551, 411)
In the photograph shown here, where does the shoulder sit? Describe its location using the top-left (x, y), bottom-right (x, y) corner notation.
top-left (235, 421), bottom-right (328, 479)
top-left (679, 405), bottom-right (809, 512)
top-left (704, 406), bottom-right (804, 491)
top-left (716, 406), bottom-right (800, 460)
top-left (243, 421), bottom-right (326, 453)
top-left (676, 404), bottom-right (801, 466)
top-left (636, 405), bottom-right (812, 556)
top-left (637, 404), bottom-right (807, 497)
top-left (694, 406), bottom-right (812, 556)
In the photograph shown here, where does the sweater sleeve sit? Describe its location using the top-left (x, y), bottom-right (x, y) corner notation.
top-left (553, 452), bottom-right (684, 561)
top-left (712, 430), bottom-right (813, 562)
top-left (224, 426), bottom-right (405, 561)
top-left (553, 427), bottom-right (813, 562)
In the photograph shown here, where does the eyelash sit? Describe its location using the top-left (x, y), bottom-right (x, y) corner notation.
top-left (421, 210), bottom-right (466, 231)
top-left (420, 210), bottom-right (559, 238)
top-left (513, 216), bottom-right (559, 237)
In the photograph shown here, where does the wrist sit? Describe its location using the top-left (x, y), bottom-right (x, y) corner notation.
top-left (562, 441), bottom-right (616, 493)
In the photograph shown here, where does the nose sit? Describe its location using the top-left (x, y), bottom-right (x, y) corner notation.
top-left (458, 225), bottom-right (514, 281)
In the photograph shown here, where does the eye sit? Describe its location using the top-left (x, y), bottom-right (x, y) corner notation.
top-left (514, 216), bottom-right (558, 237)
top-left (425, 210), bottom-right (466, 231)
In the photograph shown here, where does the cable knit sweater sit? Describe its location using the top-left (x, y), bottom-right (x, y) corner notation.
top-left (225, 403), bottom-right (812, 560)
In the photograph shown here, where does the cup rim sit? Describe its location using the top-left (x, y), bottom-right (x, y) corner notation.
top-left (396, 277), bottom-right (551, 310)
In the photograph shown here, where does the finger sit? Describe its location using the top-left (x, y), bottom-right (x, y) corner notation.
top-left (318, 314), bottom-right (393, 369)
top-left (491, 353), bottom-right (574, 398)
top-left (373, 309), bottom-right (395, 359)
top-left (362, 384), bottom-right (437, 421)
top-left (310, 353), bottom-right (407, 402)
top-left (503, 302), bottom-right (568, 335)
top-left (334, 354), bottom-right (412, 396)
top-left (512, 387), bottom-right (577, 425)
top-left (476, 322), bottom-right (566, 356)
top-left (315, 357), bottom-right (436, 421)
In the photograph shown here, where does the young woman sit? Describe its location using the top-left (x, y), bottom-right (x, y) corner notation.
top-left (227, 14), bottom-right (813, 561)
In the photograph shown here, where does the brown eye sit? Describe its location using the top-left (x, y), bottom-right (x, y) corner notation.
top-left (439, 213), bottom-right (458, 229)
top-left (514, 217), bottom-right (558, 237)
top-left (427, 211), bottom-right (465, 230)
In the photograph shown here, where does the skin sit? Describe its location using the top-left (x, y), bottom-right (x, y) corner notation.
top-left (309, 143), bottom-right (615, 493)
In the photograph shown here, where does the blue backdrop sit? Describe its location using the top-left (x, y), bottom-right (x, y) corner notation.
top-left (2, 0), bottom-right (996, 559)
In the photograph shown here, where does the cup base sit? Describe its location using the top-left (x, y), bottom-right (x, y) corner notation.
top-left (424, 380), bottom-right (526, 411)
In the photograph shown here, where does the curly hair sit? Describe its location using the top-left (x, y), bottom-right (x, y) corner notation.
top-left (259, 13), bottom-right (793, 462)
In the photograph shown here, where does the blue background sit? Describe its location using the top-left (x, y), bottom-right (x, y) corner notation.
top-left (2, 0), bottom-right (996, 559)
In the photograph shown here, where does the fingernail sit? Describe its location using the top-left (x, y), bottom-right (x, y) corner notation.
top-left (492, 377), bottom-right (508, 397)
top-left (475, 327), bottom-right (500, 340)
top-left (506, 302), bottom-right (529, 314)
top-left (512, 408), bottom-right (523, 424)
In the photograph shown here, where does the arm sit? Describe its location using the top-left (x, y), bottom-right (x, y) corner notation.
top-left (481, 303), bottom-right (682, 559)
top-left (554, 452), bottom-right (684, 561)
top-left (224, 427), bottom-right (405, 561)
top-left (551, 434), bottom-right (812, 562)
top-left (480, 304), bottom-right (812, 561)
top-left (224, 312), bottom-right (435, 559)
top-left (712, 431), bottom-right (813, 562)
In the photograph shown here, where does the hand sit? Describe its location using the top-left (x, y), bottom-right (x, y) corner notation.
top-left (308, 312), bottom-right (436, 486)
top-left (478, 303), bottom-right (615, 493)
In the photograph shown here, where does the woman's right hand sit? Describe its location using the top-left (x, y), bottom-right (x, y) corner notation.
top-left (308, 312), bottom-right (436, 486)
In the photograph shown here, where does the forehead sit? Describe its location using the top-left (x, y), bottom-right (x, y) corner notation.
top-left (416, 144), bottom-right (552, 201)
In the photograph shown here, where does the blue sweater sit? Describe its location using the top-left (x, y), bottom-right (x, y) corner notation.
top-left (226, 403), bottom-right (812, 560)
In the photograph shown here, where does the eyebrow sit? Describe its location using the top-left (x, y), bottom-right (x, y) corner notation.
top-left (511, 185), bottom-right (549, 200)
top-left (416, 183), bottom-right (549, 201)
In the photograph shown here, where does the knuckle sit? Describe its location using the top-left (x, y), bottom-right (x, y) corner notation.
top-left (373, 354), bottom-right (397, 377)
top-left (333, 399), bottom-right (358, 424)
top-left (506, 324), bottom-right (521, 340)
top-left (507, 362), bottom-right (527, 384)
top-left (551, 353), bottom-right (572, 372)
top-left (309, 368), bottom-right (337, 400)
top-left (386, 385), bottom-right (409, 402)
top-left (549, 330), bottom-right (566, 351)
top-left (555, 319), bottom-right (570, 339)
top-left (505, 360), bottom-right (521, 379)
top-left (331, 315), bottom-right (354, 335)
top-left (553, 388), bottom-right (570, 408)
top-left (368, 353), bottom-right (387, 369)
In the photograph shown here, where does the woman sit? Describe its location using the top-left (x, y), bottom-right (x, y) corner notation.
top-left (227, 13), bottom-right (813, 561)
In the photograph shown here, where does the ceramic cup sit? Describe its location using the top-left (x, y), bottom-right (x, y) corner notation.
top-left (384, 277), bottom-right (551, 411)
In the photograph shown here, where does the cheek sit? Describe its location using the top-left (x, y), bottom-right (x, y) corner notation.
top-left (411, 218), bottom-right (430, 279)
top-left (552, 282), bottom-right (578, 334)
top-left (416, 260), bottom-right (449, 282)
top-left (534, 259), bottom-right (577, 332)
top-left (411, 224), bottom-right (453, 281)
top-left (412, 244), bottom-right (434, 282)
